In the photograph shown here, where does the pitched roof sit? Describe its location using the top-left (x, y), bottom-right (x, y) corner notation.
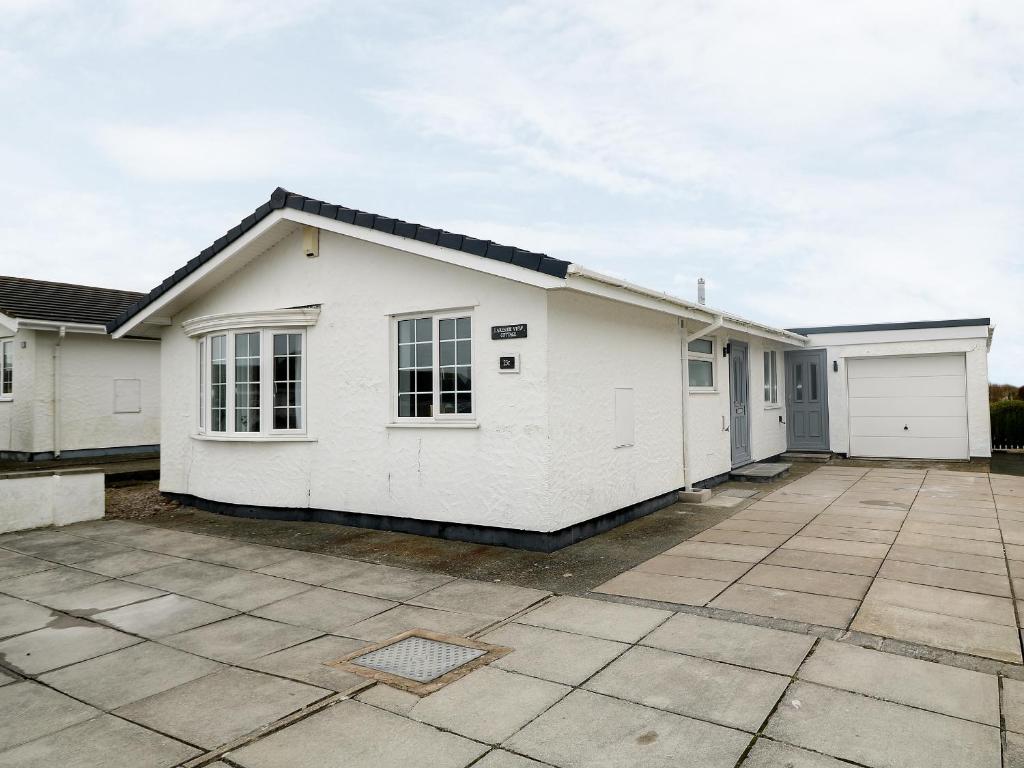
top-left (108, 187), bottom-right (572, 333)
top-left (0, 276), bottom-right (144, 327)
top-left (787, 318), bottom-right (991, 335)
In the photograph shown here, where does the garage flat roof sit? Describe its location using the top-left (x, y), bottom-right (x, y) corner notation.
top-left (787, 318), bottom-right (991, 335)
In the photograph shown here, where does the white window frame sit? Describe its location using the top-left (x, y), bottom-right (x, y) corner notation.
top-left (763, 350), bottom-right (779, 406)
top-left (195, 327), bottom-right (307, 438)
top-left (0, 340), bottom-right (12, 400)
top-left (391, 310), bottom-right (475, 424)
top-left (687, 337), bottom-right (716, 392)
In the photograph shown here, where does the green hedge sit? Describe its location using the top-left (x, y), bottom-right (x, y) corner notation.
top-left (992, 400), bottom-right (1024, 446)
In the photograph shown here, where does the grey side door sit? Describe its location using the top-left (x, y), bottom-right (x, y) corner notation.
top-left (729, 340), bottom-right (752, 467)
top-left (785, 349), bottom-right (830, 451)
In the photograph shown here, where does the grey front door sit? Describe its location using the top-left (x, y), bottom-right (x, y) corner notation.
top-left (785, 349), bottom-right (829, 451)
top-left (729, 340), bottom-right (751, 467)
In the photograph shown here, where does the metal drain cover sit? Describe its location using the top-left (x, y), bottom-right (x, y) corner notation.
top-left (351, 636), bottom-right (486, 683)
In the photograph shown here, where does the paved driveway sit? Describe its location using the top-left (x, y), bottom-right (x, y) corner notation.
top-left (0, 470), bottom-right (1021, 767)
top-left (598, 466), bottom-right (1024, 664)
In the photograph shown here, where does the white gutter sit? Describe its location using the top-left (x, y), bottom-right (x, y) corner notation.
top-left (20, 319), bottom-right (107, 335)
top-left (53, 326), bottom-right (66, 458)
top-left (681, 315), bottom-right (724, 492)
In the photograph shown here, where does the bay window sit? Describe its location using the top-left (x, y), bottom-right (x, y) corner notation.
top-left (395, 312), bottom-right (473, 420)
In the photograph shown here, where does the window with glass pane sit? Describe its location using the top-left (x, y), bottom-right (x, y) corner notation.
top-left (763, 351), bottom-right (778, 404)
top-left (688, 359), bottom-right (714, 387)
top-left (439, 316), bottom-right (472, 414)
top-left (234, 331), bottom-right (260, 432)
top-left (810, 363), bottom-right (818, 401)
top-left (794, 362), bottom-right (803, 401)
top-left (397, 317), bottom-right (433, 417)
top-left (273, 333), bottom-right (302, 429)
top-left (210, 335), bottom-right (226, 431)
top-left (1, 341), bottom-right (11, 396)
top-left (198, 340), bottom-right (205, 429)
top-left (688, 339), bottom-right (713, 355)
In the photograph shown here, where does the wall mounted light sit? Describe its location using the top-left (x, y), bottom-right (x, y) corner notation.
top-left (722, 343), bottom-right (731, 357)
top-left (833, 360), bottom-right (838, 372)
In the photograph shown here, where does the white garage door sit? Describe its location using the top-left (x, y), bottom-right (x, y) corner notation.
top-left (848, 354), bottom-right (969, 459)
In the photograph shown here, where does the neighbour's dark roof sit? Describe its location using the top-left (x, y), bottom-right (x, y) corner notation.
top-left (787, 318), bottom-right (992, 335)
top-left (0, 276), bottom-right (144, 326)
top-left (108, 187), bottom-right (572, 332)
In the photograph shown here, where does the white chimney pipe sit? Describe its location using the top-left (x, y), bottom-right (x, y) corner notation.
top-left (697, 277), bottom-right (706, 305)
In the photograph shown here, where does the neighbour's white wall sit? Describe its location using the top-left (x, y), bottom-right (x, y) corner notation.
top-left (0, 330), bottom-right (159, 455)
top-left (804, 327), bottom-right (992, 458)
top-left (161, 229), bottom-right (555, 530)
top-left (545, 290), bottom-right (684, 528)
top-left (0, 470), bottom-right (104, 532)
top-left (686, 328), bottom-right (790, 483)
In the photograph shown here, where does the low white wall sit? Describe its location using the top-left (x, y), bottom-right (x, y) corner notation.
top-left (0, 469), bottom-right (104, 533)
top-left (804, 326), bottom-right (992, 458)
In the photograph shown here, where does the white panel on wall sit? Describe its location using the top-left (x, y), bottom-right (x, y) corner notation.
top-left (614, 387), bottom-right (635, 448)
top-left (113, 378), bottom-right (142, 413)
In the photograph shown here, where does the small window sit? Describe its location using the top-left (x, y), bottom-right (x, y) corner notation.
top-left (394, 313), bottom-right (473, 421)
top-left (1, 340), bottom-right (11, 397)
top-left (794, 362), bottom-right (804, 402)
top-left (210, 334), bottom-right (227, 432)
top-left (763, 351), bottom-right (778, 405)
top-left (273, 333), bottom-right (303, 430)
top-left (687, 337), bottom-right (715, 389)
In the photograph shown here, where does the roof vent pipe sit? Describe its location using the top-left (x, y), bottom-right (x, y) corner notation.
top-left (697, 278), bottom-right (706, 305)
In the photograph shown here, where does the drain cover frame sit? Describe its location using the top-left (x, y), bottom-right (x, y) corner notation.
top-left (327, 629), bottom-right (511, 695)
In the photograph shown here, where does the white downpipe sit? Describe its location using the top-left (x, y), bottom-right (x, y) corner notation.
top-left (53, 326), bottom-right (65, 458)
top-left (681, 315), bottom-right (724, 492)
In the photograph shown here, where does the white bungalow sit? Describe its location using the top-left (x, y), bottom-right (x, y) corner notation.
top-left (108, 188), bottom-right (993, 549)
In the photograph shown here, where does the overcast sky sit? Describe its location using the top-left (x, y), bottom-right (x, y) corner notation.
top-left (1, 1), bottom-right (1021, 380)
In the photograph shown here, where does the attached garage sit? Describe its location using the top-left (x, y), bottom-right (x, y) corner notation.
top-left (787, 319), bottom-right (993, 461)
top-left (847, 354), bottom-right (968, 460)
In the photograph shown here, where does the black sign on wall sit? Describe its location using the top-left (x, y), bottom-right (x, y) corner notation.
top-left (499, 356), bottom-right (517, 370)
top-left (491, 324), bottom-right (527, 340)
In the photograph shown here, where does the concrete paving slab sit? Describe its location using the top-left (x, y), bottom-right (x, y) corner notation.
top-left (162, 614), bottom-right (321, 664)
top-left (230, 698), bottom-right (487, 768)
top-left (641, 611), bottom-right (814, 675)
top-left (1005, 731), bottom-right (1024, 768)
top-left (700, 494), bottom-right (745, 508)
top-left (0, 565), bottom-right (108, 599)
top-left (634, 554), bottom-right (754, 581)
top-left (127, 560), bottom-right (310, 611)
top-left (255, 551), bottom-right (370, 585)
top-left (714, 518), bottom-right (804, 535)
top-left (473, 750), bottom-right (548, 768)
top-left (851, 600), bottom-right (1022, 663)
top-left (0, 713), bottom-right (200, 768)
top-left (516, 595), bottom-right (670, 643)
top-left (662, 540), bottom-right (774, 563)
top-left (0, 530), bottom-right (91, 557)
top-left (39, 641), bottom-right (222, 710)
top-left (92, 593), bottom-right (236, 638)
top-left (118, 530), bottom-right (233, 559)
top-left (355, 682), bottom-right (421, 715)
top-left (0, 618), bottom-right (141, 674)
top-left (481, 622), bottom-right (629, 686)
top-left (409, 579), bottom-right (549, 619)
top-left (411, 666), bottom-right (569, 743)
top-left (0, 550), bottom-right (56, 581)
top-left (251, 587), bottom-right (395, 633)
top-left (35, 580), bottom-right (165, 615)
top-left (344, 604), bottom-right (495, 642)
top-left (763, 548), bottom-right (882, 576)
top-left (888, 544), bottom-right (1007, 575)
top-left (878, 559), bottom-right (1012, 597)
top-left (896, 532), bottom-right (1004, 558)
top-left (740, 563), bottom-right (871, 600)
top-left (765, 681), bottom-right (1000, 768)
top-left (13, 538), bottom-right (134, 566)
top-left (324, 562), bottom-right (453, 600)
top-left (799, 523), bottom-right (897, 544)
top-left (73, 550), bottom-right (185, 578)
top-left (692, 529), bottom-right (791, 547)
top-left (742, 739), bottom-right (854, 767)
top-left (593, 570), bottom-right (729, 606)
top-left (865, 578), bottom-right (1016, 626)
top-left (0, 680), bottom-right (99, 751)
top-left (0, 593), bottom-right (59, 638)
top-left (58, 520), bottom-right (152, 538)
top-left (504, 689), bottom-right (751, 768)
top-left (114, 667), bottom-right (328, 749)
top-left (782, 536), bottom-right (890, 559)
top-left (799, 640), bottom-right (999, 725)
top-left (190, 542), bottom-right (294, 569)
top-left (814, 512), bottom-right (903, 531)
top-left (710, 583), bottom-right (859, 628)
top-left (585, 645), bottom-right (788, 731)
top-left (243, 635), bottom-right (368, 692)
top-left (1002, 678), bottom-right (1024, 735)
top-left (733, 506), bottom-right (821, 524)
top-left (911, 511), bottom-right (1000, 528)
top-left (903, 521), bottom-right (1003, 542)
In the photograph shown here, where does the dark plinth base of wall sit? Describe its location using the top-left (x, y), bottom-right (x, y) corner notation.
top-left (165, 488), bottom-right (682, 553)
top-left (0, 445), bottom-right (160, 462)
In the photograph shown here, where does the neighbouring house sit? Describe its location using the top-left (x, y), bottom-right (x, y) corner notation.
top-left (0, 277), bottom-right (161, 461)
top-left (108, 188), bottom-right (994, 549)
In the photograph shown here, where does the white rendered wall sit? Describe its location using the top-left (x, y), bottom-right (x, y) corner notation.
top-left (803, 327), bottom-right (992, 458)
top-left (161, 229), bottom-right (555, 530)
top-left (545, 290), bottom-right (684, 528)
top-left (0, 470), bottom-right (104, 533)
